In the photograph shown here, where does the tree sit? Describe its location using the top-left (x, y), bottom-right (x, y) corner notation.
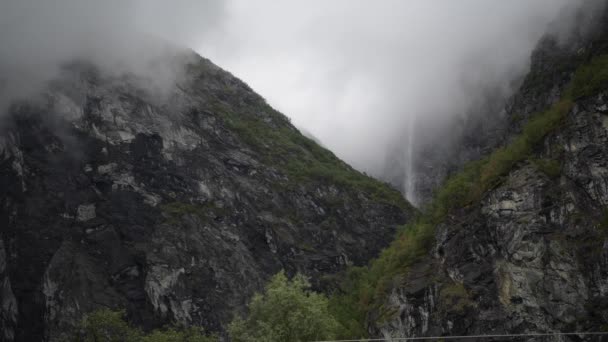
top-left (228, 271), bottom-right (341, 342)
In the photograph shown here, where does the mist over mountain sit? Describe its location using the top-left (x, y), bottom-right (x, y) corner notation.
top-left (2, 1), bottom-right (604, 192)
top-left (2, 1), bottom-right (608, 341)
top-left (0, 0), bottom-right (224, 111)
top-left (196, 1), bottom-right (604, 188)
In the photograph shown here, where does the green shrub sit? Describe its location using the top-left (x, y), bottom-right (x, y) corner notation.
top-left (69, 309), bottom-right (142, 342)
top-left (68, 309), bottom-right (217, 342)
top-left (430, 98), bottom-right (572, 221)
top-left (228, 271), bottom-right (341, 342)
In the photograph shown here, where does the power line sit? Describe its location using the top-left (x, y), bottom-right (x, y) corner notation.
top-left (312, 331), bottom-right (608, 342)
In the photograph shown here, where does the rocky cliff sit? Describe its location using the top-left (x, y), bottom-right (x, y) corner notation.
top-left (0, 51), bottom-right (413, 341)
top-left (383, 2), bottom-right (608, 208)
top-left (370, 3), bottom-right (608, 340)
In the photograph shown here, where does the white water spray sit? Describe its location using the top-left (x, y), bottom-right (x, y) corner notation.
top-left (403, 116), bottom-right (417, 206)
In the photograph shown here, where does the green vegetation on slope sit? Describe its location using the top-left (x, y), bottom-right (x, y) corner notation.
top-left (188, 58), bottom-right (409, 209)
top-left (570, 54), bottom-right (608, 99)
top-left (215, 101), bottom-right (410, 210)
top-left (68, 309), bottom-right (217, 342)
top-left (430, 98), bottom-right (572, 221)
top-left (72, 272), bottom-right (340, 342)
top-left (329, 53), bottom-right (608, 338)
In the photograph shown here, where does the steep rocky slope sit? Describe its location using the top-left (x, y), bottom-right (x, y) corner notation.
top-left (0, 52), bottom-right (413, 341)
top-left (366, 4), bottom-right (608, 340)
top-left (383, 2), bottom-right (607, 208)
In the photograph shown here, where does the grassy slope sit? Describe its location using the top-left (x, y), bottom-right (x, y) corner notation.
top-left (214, 97), bottom-right (412, 210)
top-left (162, 58), bottom-right (414, 223)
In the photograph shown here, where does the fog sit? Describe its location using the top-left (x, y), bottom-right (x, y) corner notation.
top-left (0, 0), bottom-right (603, 200)
top-left (199, 1), bottom-right (598, 175)
top-left (0, 0), bottom-right (224, 109)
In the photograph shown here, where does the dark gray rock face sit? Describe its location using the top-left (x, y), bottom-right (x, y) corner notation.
top-left (375, 101), bottom-right (608, 338)
top-left (371, 5), bottom-right (608, 340)
top-left (0, 53), bottom-right (411, 341)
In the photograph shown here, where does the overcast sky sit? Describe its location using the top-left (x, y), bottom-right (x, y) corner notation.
top-left (0, 0), bottom-right (593, 176)
top-left (194, 0), bottom-right (584, 174)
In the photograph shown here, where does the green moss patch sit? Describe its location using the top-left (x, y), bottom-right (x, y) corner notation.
top-left (570, 54), bottom-right (608, 99)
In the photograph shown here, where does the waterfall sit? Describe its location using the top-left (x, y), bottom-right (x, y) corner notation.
top-left (404, 116), bottom-right (417, 206)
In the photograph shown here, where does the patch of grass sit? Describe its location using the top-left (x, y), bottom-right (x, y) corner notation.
top-left (570, 54), bottom-right (608, 99)
top-left (69, 308), bottom-right (218, 341)
top-left (429, 98), bottom-right (572, 222)
top-left (285, 159), bottom-right (408, 208)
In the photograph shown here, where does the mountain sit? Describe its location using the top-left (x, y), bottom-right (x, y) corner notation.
top-left (0, 52), bottom-right (413, 341)
top-left (4, 3), bottom-right (608, 341)
top-left (360, 4), bottom-right (608, 338)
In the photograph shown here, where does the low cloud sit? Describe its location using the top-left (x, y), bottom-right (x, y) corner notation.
top-left (0, 0), bottom-right (225, 110)
top-left (198, 0), bottom-right (600, 179)
top-left (1, 0), bottom-right (603, 197)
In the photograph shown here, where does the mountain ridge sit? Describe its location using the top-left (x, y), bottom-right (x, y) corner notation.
top-left (0, 50), bottom-right (413, 341)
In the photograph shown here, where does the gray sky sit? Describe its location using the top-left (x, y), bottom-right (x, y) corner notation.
top-left (196, 0), bottom-right (579, 175)
top-left (0, 0), bottom-right (592, 177)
